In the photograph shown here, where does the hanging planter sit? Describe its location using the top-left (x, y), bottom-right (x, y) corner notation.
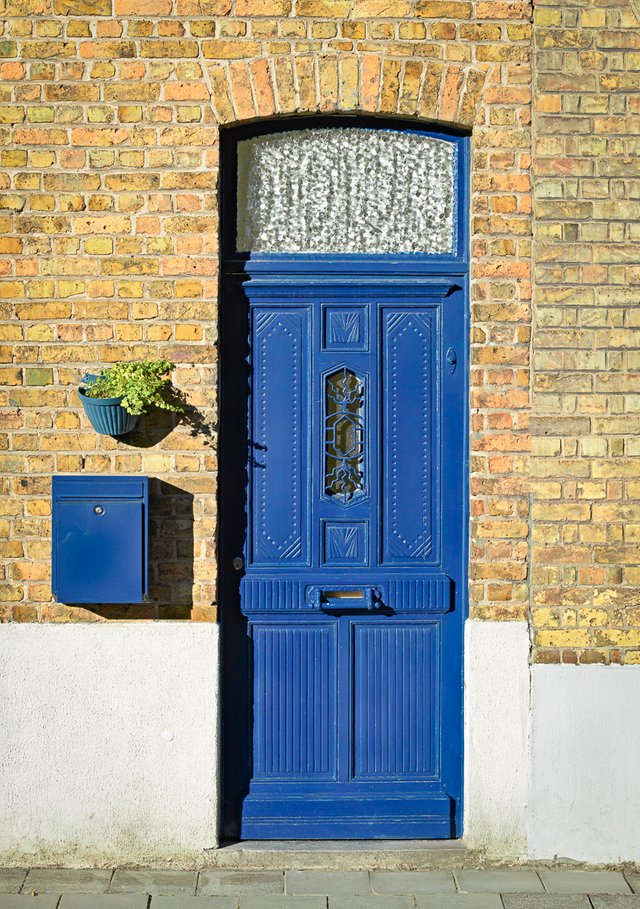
top-left (79, 361), bottom-right (185, 438)
top-left (79, 382), bottom-right (140, 436)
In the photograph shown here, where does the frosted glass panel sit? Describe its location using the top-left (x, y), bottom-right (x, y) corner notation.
top-left (236, 127), bottom-right (456, 255)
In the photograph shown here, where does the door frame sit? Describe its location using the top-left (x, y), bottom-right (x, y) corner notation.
top-left (218, 114), bottom-right (470, 840)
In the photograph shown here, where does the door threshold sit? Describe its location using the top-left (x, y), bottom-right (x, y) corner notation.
top-left (204, 839), bottom-right (482, 871)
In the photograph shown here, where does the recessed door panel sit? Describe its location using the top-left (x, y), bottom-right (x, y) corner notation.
top-left (251, 307), bottom-right (310, 566)
top-left (382, 308), bottom-right (438, 565)
top-left (353, 623), bottom-right (439, 779)
top-left (253, 624), bottom-right (337, 779)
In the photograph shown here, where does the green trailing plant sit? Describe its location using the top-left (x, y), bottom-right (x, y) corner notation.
top-left (82, 359), bottom-right (186, 416)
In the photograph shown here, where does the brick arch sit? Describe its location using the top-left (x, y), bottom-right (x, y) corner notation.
top-left (206, 54), bottom-right (488, 130)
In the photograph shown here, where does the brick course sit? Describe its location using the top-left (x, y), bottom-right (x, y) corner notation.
top-left (0, 0), bottom-right (605, 656)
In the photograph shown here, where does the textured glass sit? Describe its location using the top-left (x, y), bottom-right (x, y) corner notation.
top-left (325, 367), bottom-right (365, 502)
top-left (237, 127), bottom-right (456, 255)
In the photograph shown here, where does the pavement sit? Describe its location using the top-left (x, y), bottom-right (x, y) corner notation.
top-left (2, 868), bottom-right (640, 908)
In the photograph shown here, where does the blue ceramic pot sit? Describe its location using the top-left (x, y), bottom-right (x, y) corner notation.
top-left (79, 385), bottom-right (140, 436)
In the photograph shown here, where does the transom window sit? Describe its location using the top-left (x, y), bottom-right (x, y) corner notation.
top-left (236, 126), bottom-right (457, 255)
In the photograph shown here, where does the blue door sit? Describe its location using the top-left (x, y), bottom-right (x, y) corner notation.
top-left (220, 120), bottom-right (468, 839)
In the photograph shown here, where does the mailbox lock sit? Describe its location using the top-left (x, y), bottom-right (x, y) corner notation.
top-left (94, 505), bottom-right (105, 515)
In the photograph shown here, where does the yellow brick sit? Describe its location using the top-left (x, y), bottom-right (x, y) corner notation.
top-left (532, 608), bottom-right (562, 628)
top-left (0, 326), bottom-right (23, 341)
top-left (353, 0), bottom-right (410, 14)
top-left (30, 150), bottom-right (57, 167)
top-left (85, 237), bottom-right (113, 255)
top-left (175, 324), bottom-right (203, 341)
top-left (55, 412), bottom-right (81, 430)
top-left (415, 0), bottom-right (472, 18)
top-left (296, 0), bottom-right (350, 15)
top-left (0, 106), bottom-right (25, 123)
top-left (536, 630), bottom-right (591, 648)
top-left (2, 150), bottom-right (28, 167)
top-left (26, 325), bottom-right (55, 341)
top-left (202, 40), bottom-right (261, 59)
top-left (577, 609), bottom-right (608, 627)
top-left (27, 105), bottom-right (54, 122)
top-left (119, 105), bottom-right (143, 123)
top-left (581, 8), bottom-right (605, 27)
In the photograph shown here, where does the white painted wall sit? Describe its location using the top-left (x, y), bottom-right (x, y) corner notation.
top-left (4, 620), bottom-right (640, 866)
top-left (464, 619), bottom-right (531, 860)
top-left (0, 622), bottom-right (219, 868)
top-left (528, 664), bottom-right (640, 864)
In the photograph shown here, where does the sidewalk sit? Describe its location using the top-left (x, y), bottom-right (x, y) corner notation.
top-left (2, 868), bottom-right (640, 908)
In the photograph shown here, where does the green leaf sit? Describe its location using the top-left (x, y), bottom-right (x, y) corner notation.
top-left (82, 359), bottom-right (186, 416)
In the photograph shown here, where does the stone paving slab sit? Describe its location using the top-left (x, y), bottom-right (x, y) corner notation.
top-left (24, 871), bottom-right (112, 894)
top-left (239, 898), bottom-right (326, 909)
top-left (0, 898), bottom-right (61, 909)
top-left (286, 872), bottom-right (370, 895)
top-left (502, 895), bottom-right (591, 908)
top-left (591, 899), bottom-right (640, 908)
top-left (455, 870), bottom-right (544, 893)
top-left (0, 872), bottom-right (27, 895)
top-left (623, 876), bottom-right (640, 895)
top-left (59, 897), bottom-right (148, 909)
top-left (371, 871), bottom-right (456, 893)
top-left (328, 898), bottom-right (414, 909)
top-left (415, 895), bottom-right (503, 909)
top-left (151, 898), bottom-right (238, 909)
top-left (111, 872), bottom-right (196, 896)
top-left (540, 872), bottom-right (631, 895)
top-left (198, 873), bottom-right (284, 896)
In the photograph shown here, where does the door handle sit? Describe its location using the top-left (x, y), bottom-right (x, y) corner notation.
top-left (307, 586), bottom-right (378, 612)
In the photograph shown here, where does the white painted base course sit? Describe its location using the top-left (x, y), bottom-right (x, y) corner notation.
top-left (463, 619), bottom-right (531, 860)
top-left (528, 664), bottom-right (640, 864)
top-left (0, 623), bottom-right (219, 867)
top-left (2, 620), bottom-right (640, 865)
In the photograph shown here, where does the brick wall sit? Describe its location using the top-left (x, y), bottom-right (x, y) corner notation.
top-left (1, 1), bottom-right (533, 627)
top-left (532, 0), bottom-right (640, 664)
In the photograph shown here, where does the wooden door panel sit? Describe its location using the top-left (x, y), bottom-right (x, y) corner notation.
top-left (353, 622), bottom-right (439, 779)
top-left (251, 307), bottom-right (310, 566)
top-left (253, 623), bottom-right (337, 779)
top-left (382, 307), bottom-right (438, 565)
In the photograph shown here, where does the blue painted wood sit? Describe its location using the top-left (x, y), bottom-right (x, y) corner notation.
top-left (227, 123), bottom-right (468, 840)
top-left (383, 308), bottom-right (437, 564)
top-left (52, 475), bottom-right (149, 604)
top-left (354, 624), bottom-right (438, 778)
top-left (253, 624), bottom-right (337, 778)
top-left (251, 307), bottom-right (309, 565)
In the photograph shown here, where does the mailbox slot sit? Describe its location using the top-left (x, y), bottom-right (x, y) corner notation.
top-left (52, 475), bottom-right (149, 604)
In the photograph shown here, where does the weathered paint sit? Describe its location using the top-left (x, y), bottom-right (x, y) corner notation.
top-left (0, 623), bottom-right (219, 868)
top-left (528, 665), bottom-right (640, 864)
top-left (464, 619), bottom-right (530, 860)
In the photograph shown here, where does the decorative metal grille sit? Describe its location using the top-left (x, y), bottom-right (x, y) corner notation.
top-left (324, 367), bottom-right (365, 502)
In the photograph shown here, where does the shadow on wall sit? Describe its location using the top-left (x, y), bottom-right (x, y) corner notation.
top-left (82, 479), bottom-right (195, 622)
top-left (72, 402), bottom-right (218, 621)
top-left (106, 400), bottom-right (217, 450)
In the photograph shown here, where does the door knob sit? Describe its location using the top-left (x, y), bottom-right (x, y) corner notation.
top-left (232, 556), bottom-right (244, 571)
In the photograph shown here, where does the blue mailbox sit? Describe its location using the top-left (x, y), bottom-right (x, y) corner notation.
top-left (52, 476), bottom-right (149, 604)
